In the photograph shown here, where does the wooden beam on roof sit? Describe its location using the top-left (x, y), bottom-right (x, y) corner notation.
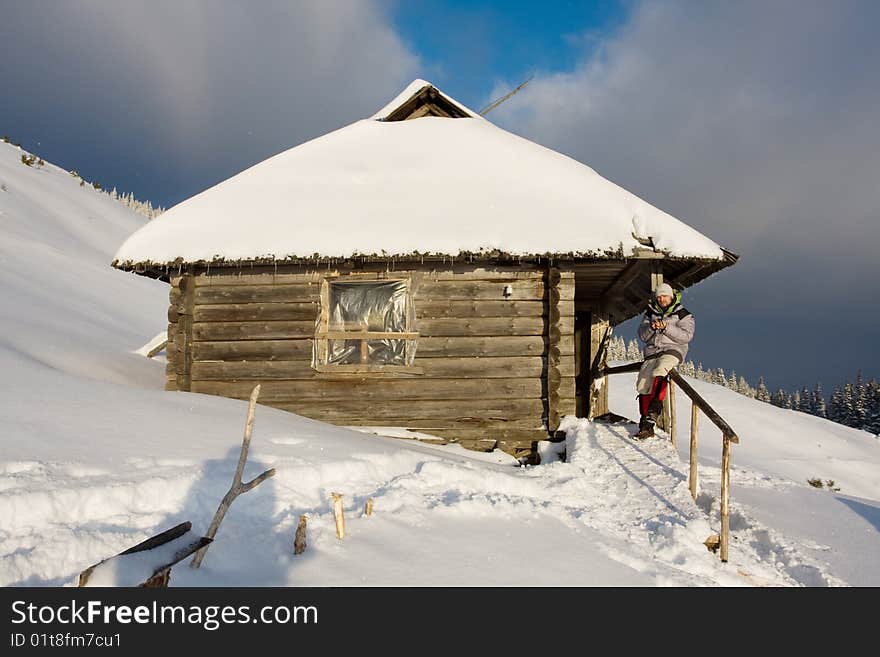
top-left (605, 293), bottom-right (643, 319)
top-left (598, 260), bottom-right (644, 300)
top-left (384, 85), bottom-right (470, 122)
top-left (669, 263), bottom-right (707, 288)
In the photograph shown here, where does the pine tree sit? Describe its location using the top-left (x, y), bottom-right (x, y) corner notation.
top-left (606, 336), bottom-right (623, 361)
top-left (791, 390), bottom-right (801, 412)
top-left (726, 370), bottom-right (737, 390)
top-left (625, 339), bottom-right (642, 362)
top-left (756, 378), bottom-right (771, 403)
top-left (812, 382), bottom-right (827, 418)
top-left (855, 371), bottom-right (869, 429)
top-left (828, 386), bottom-right (843, 423)
top-left (800, 387), bottom-right (814, 414)
top-left (866, 380), bottom-right (880, 435)
top-left (770, 388), bottom-right (785, 407)
top-left (840, 383), bottom-right (857, 427)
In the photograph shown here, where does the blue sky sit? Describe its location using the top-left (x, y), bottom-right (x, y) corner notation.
top-left (1, 0), bottom-right (878, 394)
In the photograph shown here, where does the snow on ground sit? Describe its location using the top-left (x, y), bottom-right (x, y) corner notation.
top-left (2, 140), bottom-right (878, 587)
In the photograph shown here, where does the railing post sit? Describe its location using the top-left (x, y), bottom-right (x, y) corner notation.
top-left (689, 402), bottom-right (699, 500)
top-left (720, 435), bottom-right (731, 563)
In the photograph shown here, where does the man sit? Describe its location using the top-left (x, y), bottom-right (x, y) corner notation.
top-left (634, 282), bottom-right (694, 439)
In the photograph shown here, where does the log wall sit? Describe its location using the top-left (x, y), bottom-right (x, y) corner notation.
top-left (169, 265), bottom-right (577, 460)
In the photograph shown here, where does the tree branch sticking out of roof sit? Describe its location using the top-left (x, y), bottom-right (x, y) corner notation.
top-left (479, 76), bottom-right (534, 117)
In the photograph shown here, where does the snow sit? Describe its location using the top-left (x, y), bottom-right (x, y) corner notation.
top-left (112, 80), bottom-right (724, 268)
top-left (3, 140), bottom-right (879, 587)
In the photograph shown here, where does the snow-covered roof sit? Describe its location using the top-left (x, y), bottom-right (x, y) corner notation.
top-left (113, 80), bottom-right (726, 270)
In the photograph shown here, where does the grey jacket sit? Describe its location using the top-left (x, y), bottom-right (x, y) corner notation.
top-left (638, 292), bottom-right (695, 362)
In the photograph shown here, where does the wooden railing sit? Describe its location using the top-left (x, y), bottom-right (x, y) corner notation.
top-left (602, 362), bottom-right (740, 562)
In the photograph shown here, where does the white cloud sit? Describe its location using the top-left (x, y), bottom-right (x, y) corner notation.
top-left (491, 1), bottom-right (879, 268)
top-left (488, 0), bottom-right (880, 385)
top-left (1, 0), bottom-right (420, 198)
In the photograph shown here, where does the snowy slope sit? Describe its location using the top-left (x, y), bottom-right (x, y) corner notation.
top-left (1, 141), bottom-right (878, 587)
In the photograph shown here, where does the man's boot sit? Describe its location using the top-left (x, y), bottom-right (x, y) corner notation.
top-left (648, 397), bottom-right (664, 425)
top-left (634, 416), bottom-right (655, 440)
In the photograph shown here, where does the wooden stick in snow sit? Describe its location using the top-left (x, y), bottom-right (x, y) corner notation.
top-left (190, 384), bottom-right (276, 568)
top-left (294, 516), bottom-right (307, 555)
top-left (147, 339), bottom-right (168, 359)
top-left (689, 403), bottom-right (699, 500)
top-left (364, 498), bottom-right (374, 517)
top-left (720, 435), bottom-right (731, 563)
top-left (332, 493), bottom-right (345, 540)
top-left (669, 379), bottom-right (677, 448)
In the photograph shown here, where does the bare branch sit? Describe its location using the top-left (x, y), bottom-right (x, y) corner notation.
top-left (479, 76), bottom-right (533, 116)
top-left (191, 384), bottom-right (276, 568)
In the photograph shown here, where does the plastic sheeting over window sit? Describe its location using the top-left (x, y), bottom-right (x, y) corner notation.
top-left (313, 280), bottom-right (418, 368)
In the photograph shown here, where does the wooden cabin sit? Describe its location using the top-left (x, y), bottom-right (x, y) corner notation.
top-left (113, 80), bottom-right (737, 461)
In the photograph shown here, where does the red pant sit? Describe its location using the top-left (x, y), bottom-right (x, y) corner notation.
top-left (639, 376), bottom-right (668, 418)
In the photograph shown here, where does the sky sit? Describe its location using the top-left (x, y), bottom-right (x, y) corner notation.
top-left (1, 0), bottom-right (877, 393)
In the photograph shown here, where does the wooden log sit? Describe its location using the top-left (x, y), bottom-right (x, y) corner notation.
top-left (192, 320), bottom-right (316, 341)
top-left (689, 403), bottom-right (699, 500)
top-left (668, 370), bottom-right (739, 443)
top-left (364, 499), bottom-right (374, 517)
top-left (332, 493), bottom-right (345, 540)
top-left (196, 272), bottom-right (330, 286)
top-left (415, 299), bottom-right (573, 318)
top-left (382, 423), bottom-right (549, 450)
top-left (194, 302), bottom-right (319, 322)
top-left (416, 279), bottom-right (546, 301)
top-left (186, 262), bottom-right (562, 280)
top-left (420, 268), bottom-right (546, 281)
top-left (720, 435), bottom-right (731, 563)
top-left (193, 339), bottom-right (313, 361)
top-left (191, 377), bottom-right (548, 402)
top-left (179, 274), bottom-right (196, 392)
top-left (147, 339), bottom-right (168, 359)
top-left (545, 268), bottom-right (574, 431)
top-left (461, 438), bottom-right (500, 452)
top-left (294, 516), bottom-right (307, 555)
top-left (588, 312), bottom-right (610, 418)
top-left (417, 335), bottom-right (574, 358)
top-left (191, 385), bottom-right (276, 568)
top-left (190, 356), bottom-right (575, 382)
top-left (78, 522), bottom-right (210, 587)
top-left (268, 398), bottom-right (546, 421)
top-left (650, 259), bottom-right (664, 293)
top-left (603, 361), bottom-right (643, 375)
top-left (417, 317), bottom-right (546, 336)
top-left (193, 268), bottom-right (547, 288)
top-left (194, 284), bottom-right (321, 305)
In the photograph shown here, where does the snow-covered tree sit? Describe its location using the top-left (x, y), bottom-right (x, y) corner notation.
top-left (625, 339), bottom-right (642, 362)
top-left (756, 377), bottom-right (771, 403)
top-left (812, 383), bottom-right (827, 418)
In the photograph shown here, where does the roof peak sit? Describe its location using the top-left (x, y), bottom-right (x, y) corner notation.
top-left (369, 79), bottom-right (482, 122)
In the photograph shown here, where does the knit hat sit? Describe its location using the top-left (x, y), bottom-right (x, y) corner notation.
top-left (654, 283), bottom-right (674, 298)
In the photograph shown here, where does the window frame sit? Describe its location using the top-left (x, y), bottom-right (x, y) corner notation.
top-left (313, 277), bottom-right (422, 374)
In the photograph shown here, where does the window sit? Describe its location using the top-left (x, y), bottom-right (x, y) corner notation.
top-left (312, 279), bottom-right (420, 372)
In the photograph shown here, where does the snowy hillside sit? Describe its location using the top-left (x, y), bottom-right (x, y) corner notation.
top-left (1, 141), bottom-right (878, 587)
